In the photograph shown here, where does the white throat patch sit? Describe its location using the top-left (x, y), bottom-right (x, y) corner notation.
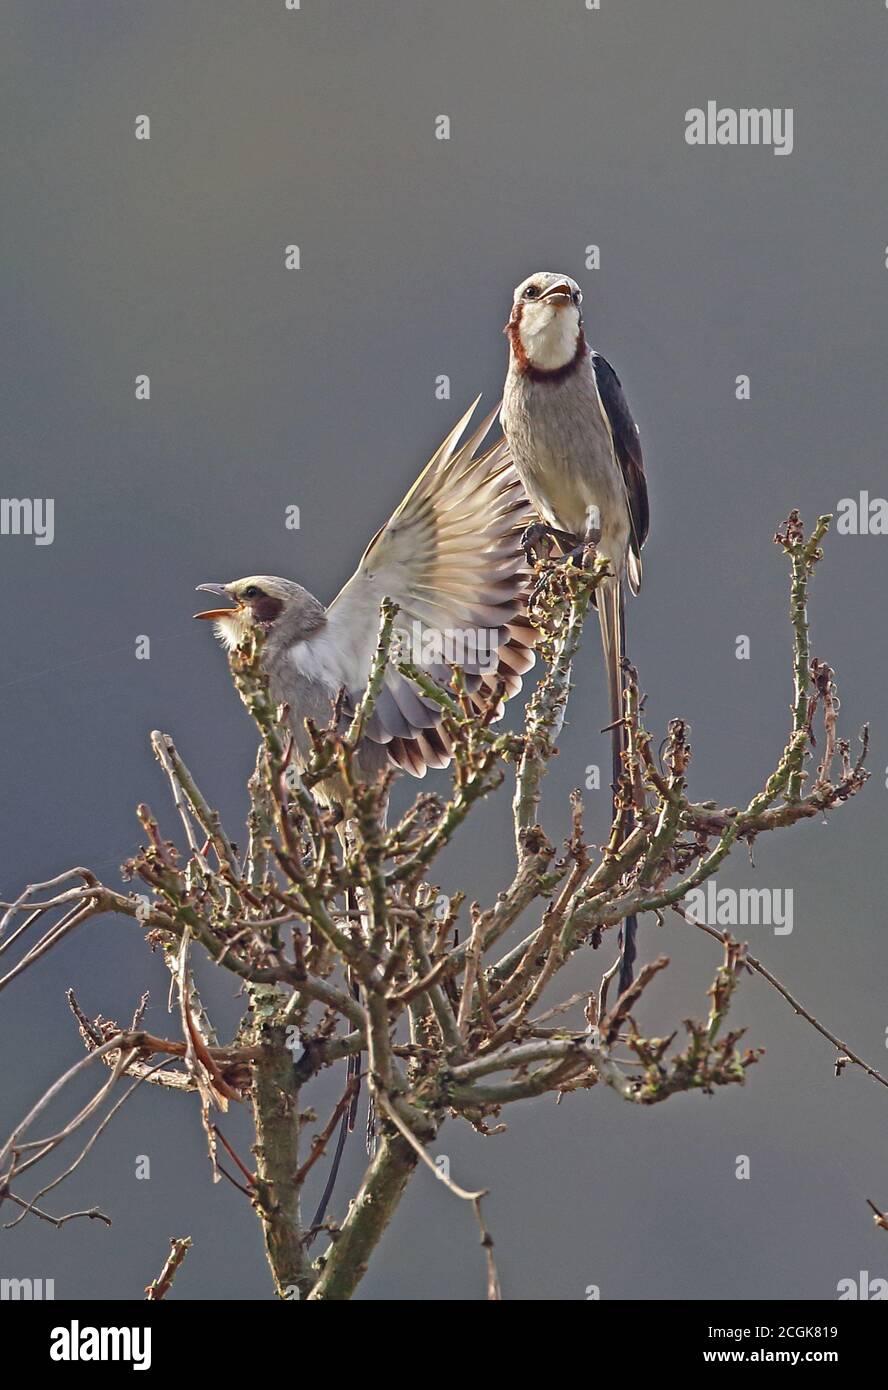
top-left (517, 303), bottom-right (580, 371)
top-left (213, 610), bottom-right (250, 651)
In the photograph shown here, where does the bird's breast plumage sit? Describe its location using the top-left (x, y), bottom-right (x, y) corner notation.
top-left (502, 362), bottom-right (631, 566)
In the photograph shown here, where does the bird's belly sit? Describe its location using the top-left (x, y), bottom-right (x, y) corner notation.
top-left (503, 376), bottom-right (631, 569)
top-left (267, 664), bottom-right (336, 767)
top-left (267, 661), bottom-right (390, 807)
top-left (522, 445), bottom-right (630, 565)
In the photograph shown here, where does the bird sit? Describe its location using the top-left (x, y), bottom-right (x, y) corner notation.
top-left (194, 401), bottom-right (537, 1222)
top-left (193, 399), bottom-right (536, 805)
top-left (500, 271), bottom-right (649, 993)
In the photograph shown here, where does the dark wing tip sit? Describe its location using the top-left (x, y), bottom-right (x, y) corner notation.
top-left (592, 352), bottom-right (650, 561)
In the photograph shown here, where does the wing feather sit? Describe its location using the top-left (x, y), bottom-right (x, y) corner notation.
top-left (327, 401), bottom-right (536, 774)
top-left (591, 353), bottom-right (649, 595)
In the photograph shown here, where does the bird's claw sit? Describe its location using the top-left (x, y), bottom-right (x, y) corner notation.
top-left (521, 522), bottom-right (581, 565)
top-left (521, 522), bottom-right (555, 565)
top-left (566, 539), bottom-right (599, 568)
top-left (527, 534), bottom-right (602, 611)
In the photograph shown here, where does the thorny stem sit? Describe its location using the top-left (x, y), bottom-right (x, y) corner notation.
top-left (775, 510), bottom-right (832, 800)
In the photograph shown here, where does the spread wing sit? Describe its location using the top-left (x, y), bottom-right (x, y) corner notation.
top-left (592, 353), bottom-right (649, 595)
top-left (325, 399), bottom-right (536, 776)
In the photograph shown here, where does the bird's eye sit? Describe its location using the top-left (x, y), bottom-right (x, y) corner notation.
top-left (243, 585), bottom-right (263, 599)
top-left (523, 285), bottom-right (539, 299)
top-left (573, 290), bottom-right (583, 305)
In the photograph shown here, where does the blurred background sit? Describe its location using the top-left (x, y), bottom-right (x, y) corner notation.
top-left (2, 0), bottom-right (886, 1300)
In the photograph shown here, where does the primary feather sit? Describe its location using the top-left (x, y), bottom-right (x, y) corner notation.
top-left (198, 401), bottom-right (537, 798)
top-left (321, 399), bottom-right (536, 776)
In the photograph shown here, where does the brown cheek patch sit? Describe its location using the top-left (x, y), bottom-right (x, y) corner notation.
top-left (506, 302), bottom-right (531, 371)
top-left (251, 595), bottom-right (285, 624)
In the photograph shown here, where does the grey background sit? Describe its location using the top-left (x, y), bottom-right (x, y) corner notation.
top-left (2, 0), bottom-right (886, 1301)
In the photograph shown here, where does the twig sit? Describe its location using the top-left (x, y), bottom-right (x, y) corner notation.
top-left (294, 1077), bottom-right (359, 1186)
top-left (145, 1236), bottom-right (193, 1300)
top-left (671, 903), bottom-right (888, 1090)
top-left (4, 1056), bottom-right (172, 1229)
top-left (211, 1126), bottom-right (256, 1188)
top-left (0, 1192), bottom-right (112, 1229)
top-left (374, 1092), bottom-right (501, 1300)
top-left (866, 1199), bottom-right (888, 1232)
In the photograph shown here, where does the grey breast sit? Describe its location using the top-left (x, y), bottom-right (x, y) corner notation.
top-left (266, 656), bottom-right (391, 790)
top-left (503, 368), bottom-right (628, 553)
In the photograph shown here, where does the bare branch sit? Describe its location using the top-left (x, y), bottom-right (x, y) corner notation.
top-left (145, 1237), bottom-right (193, 1300)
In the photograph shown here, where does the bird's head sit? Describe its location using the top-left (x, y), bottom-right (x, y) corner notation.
top-left (506, 271), bottom-right (585, 375)
top-left (193, 576), bottom-right (323, 651)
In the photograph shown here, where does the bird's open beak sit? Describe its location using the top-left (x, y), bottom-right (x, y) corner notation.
top-left (540, 282), bottom-right (574, 303)
top-left (193, 583), bottom-right (238, 621)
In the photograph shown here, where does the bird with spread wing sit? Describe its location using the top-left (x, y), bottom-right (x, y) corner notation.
top-left (194, 400), bottom-right (536, 800)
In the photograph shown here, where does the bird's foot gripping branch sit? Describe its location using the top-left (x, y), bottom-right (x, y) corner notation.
top-left (0, 513), bottom-right (875, 1300)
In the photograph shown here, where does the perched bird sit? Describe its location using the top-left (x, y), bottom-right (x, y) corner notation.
top-left (195, 400), bottom-right (535, 1219)
top-left (501, 271), bottom-right (649, 991)
top-left (194, 400), bottom-right (536, 804)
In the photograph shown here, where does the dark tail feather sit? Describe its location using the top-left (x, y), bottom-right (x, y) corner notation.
top-left (307, 896), bottom-right (362, 1242)
top-left (598, 579), bottom-right (637, 994)
top-left (307, 1034), bottom-right (359, 1242)
top-left (311, 789), bottom-right (389, 1239)
top-left (346, 968), bottom-right (361, 1132)
top-left (308, 1097), bottom-right (350, 1244)
top-left (618, 916), bottom-right (638, 995)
